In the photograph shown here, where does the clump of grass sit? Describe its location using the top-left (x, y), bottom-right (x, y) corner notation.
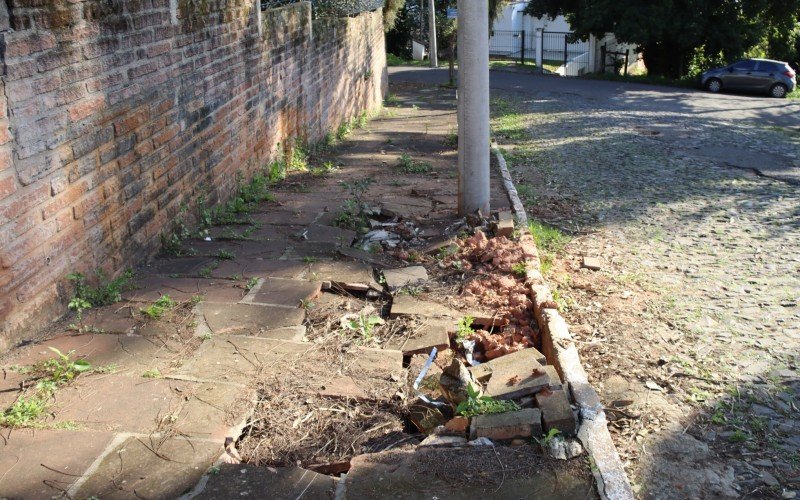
top-left (529, 220), bottom-right (570, 264)
top-left (397, 153), bottom-right (431, 174)
top-left (216, 249), bottom-right (235, 260)
top-left (444, 129), bottom-right (458, 148)
top-left (1, 348), bottom-right (96, 428)
top-left (333, 178), bottom-right (375, 232)
top-left (67, 269), bottom-right (134, 308)
top-left (455, 316), bottom-right (474, 342)
top-left (456, 384), bottom-right (520, 417)
top-left (343, 314), bottom-right (383, 344)
top-left (511, 262), bottom-right (528, 277)
top-left (140, 295), bottom-right (177, 320)
top-left (336, 121), bottom-right (352, 141)
top-left (142, 368), bottom-right (162, 378)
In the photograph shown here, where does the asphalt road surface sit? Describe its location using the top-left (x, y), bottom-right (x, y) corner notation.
top-left (389, 67), bottom-right (800, 131)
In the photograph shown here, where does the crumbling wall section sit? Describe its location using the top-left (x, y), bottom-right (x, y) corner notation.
top-left (0, 0), bottom-right (387, 348)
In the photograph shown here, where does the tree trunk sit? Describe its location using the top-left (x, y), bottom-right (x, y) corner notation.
top-left (642, 42), bottom-right (689, 79)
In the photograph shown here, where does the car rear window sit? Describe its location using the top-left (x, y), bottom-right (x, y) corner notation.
top-left (759, 61), bottom-right (784, 72)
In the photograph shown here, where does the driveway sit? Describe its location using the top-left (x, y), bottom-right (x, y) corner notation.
top-left (389, 66), bottom-right (800, 130)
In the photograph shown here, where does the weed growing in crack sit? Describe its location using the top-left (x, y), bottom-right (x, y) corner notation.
top-left (245, 277), bottom-right (260, 292)
top-left (444, 128), bottom-right (458, 148)
top-left (344, 314), bottom-right (383, 344)
top-left (140, 295), bottom-right (177, 320)
top-left (512, 262), bottom-right (528, 277)
top-left (2, 348), bottom-right (98, 428)
top-left (216, 249), bottom-right (235, 260)
top-left (456, 384), bottom-right (520, 417)
top-left (397, 153), bottom-right (431, 174)
top-left (142, 368), bottom-right (162, 379)
top-left (455, 316), bottom-right (474, 342)
top-left (68, 269), bottom-right (134, 308)
top-left (334, 178), bottom-right (375, 232)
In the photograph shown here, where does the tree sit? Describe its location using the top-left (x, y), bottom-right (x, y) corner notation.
top-left (383, 0), bottom-right (406, 31)
top-left (524, 0), bottom-right (800, 78)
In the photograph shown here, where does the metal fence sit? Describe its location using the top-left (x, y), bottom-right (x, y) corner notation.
top-left (260, 0), bottom-right (384, 18)
top-left (488, 30), bottom-right (590, 75)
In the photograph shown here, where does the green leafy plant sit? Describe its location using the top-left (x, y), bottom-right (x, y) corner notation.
top-left (67, 268), bottom-right (134, 308)
top-left (216, 249), bottom-right (235, 260)
top-left (39, 347), bottom-right (92, 388)
top-left (397, 153), bottom-right (431, 174)
top-left (334, 179), bottom-right (375, 231)
top-left (444, 128), bottom-right (458, 148)
top-left (199, 261), bottom-right (218, 278)
top-left (456, 384), bottom-right (520, 417)
top-left (140, 295), bottom-right (177, 320)
top-left (512, 262), bottom-right (528, 277)
top-left (142, 368), bottom-right (162, 378)
top-left (455, 316), bottom-right (474, 342)
top-left (336, 121), bottom-right (352, 141)
top-left (0, 396), bottom-right (48, 427)
top-left (245, 277), bottom-right (260, 292)
top-left (344, 314), bottom-right (383, 344)
top-left (534, 428), bottom-right (562, 446)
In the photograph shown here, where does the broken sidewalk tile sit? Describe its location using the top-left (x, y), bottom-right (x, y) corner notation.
top-left (382, 265), bottom-right (428, 291)
top-left (298, 223), bottom-right (357, 246)
top-left (422, 237), bottom-right (458, 255)
top-left (251, 209), bottom-right (320, 226)
top-left (247, 325), bottom-right (307, 342)
top-left (536, 388), bottom-right (577, 436)
top-left (172, 337), bottom-right (309, 385)
top-left (173, 382), bottom-right (253, 441)
top-left (200, 302), bottom-right (305, 335)
top-left (211, 259), bottom-right (307, 279)
top-left (337, 246), bottom-right (390, 267)
top-left (73, 435), bottom-right (222, 499)
top-left (0, 429), bottom-right (116, 498)
top-left (418, 435), bottom-right (468, 447)
top-left (123, 276), bottom-right (245, 303)
top-left (52, 375), bottom-right (192, 434)
top-left (247, 277), bottom-right (322, 307)
top-left (493, 211), bottom-right (515, 238)
top-left (3, 333), bottom-right (174, 375)
top-left (581, 256), bottom-right (602, 271)
top-left (305, 260), bottom-right (380, 291)
top-left (353, 347), bottom-right (404, 377)
top-left (384, 318), bottom-right (451, 355)
top-left (468, 310), bottom-right (510, 329)
top-left (439, 358), bottom-right (481, 406)
top-left (469, 408), bottom-right (543, 441)
top-left (543, 365), bottom-right (563, 390)
top-left (389, 295), bottom-right (459, 319)
top-left (313, 375), bottom-right (371, 401)
top-left (151, 256), bottom-right (219, 277)
top-left (194, 465), bottom-right (338, 500)
top-left (474, 348), bottom-right (553, 400)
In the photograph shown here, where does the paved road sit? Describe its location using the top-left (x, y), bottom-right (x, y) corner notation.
top-left (389, 67), bottom-right (800, 130)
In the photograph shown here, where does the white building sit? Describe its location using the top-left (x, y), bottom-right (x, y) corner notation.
top-left (489, 1), bottom-right (643, 76)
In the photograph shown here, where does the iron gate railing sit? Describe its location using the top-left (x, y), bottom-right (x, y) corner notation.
top-left (488, 30), bottom-right (590, 75)
top-left (542, 31), bottom-right (589, 76)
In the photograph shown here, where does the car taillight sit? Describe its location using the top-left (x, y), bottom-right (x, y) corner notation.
top-left (785, 69), bottom-right (796, 78)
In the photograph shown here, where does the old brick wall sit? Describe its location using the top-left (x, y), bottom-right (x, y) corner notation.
top-left (0, 0), bottom-right (387, 349)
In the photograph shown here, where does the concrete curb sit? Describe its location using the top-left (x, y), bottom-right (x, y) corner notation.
top-left (493, 148), bottom-right (634, 500)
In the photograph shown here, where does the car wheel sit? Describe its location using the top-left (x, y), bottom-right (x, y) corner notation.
top-left (706, 78), bottom-right (722, 93)
top-left (770, 83), bottom-right (788, 98)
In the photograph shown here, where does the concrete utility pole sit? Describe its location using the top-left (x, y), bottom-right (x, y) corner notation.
top-left (428, 0), bottom-right (438, 68)
top-left (457, 0), bottom-right (490, 216)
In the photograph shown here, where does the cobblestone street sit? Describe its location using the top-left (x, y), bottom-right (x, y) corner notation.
top-left (491, 84), bottom-right (800, 498)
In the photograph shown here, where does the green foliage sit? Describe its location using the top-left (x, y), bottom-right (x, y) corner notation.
top-left (455, 316), bottom-right (474, 342)
top-left (142, 368), bottom-right (162, 379)
top-left (344, 314), bottom-right (383, 343)
top-left (444, 129), bottom-right (458, 148)
top-left (334, 179), bottom-right (374, 231)
top-left (140, 295), bottom-right (177, 320)
top-left (0, 396), bottom-right (48, 427)
top-left (245, 277), bottom-right (260, 292)
top-left (336, 121), bottom-right (352, 141)
top-left (525, 0), bottom-right (800, 78)
top-left (67, 268), bottom-right (134, 311)
top-left (1, 348), bottom-right (95, 428)
top-left (528, 221), bottom-right (570, 254)
top-left (534, 428), bottom-right (562, 446)
top-left (383, 0), bottom-right (406, 30)
top-left (216, 249), bottom-right (235, 260)
top-left (397, 153), bottom-right (431, 174)
top-left (456, 384), bottom-right (520, 417)
top-left (512, 262), bottom-right (528, 277)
